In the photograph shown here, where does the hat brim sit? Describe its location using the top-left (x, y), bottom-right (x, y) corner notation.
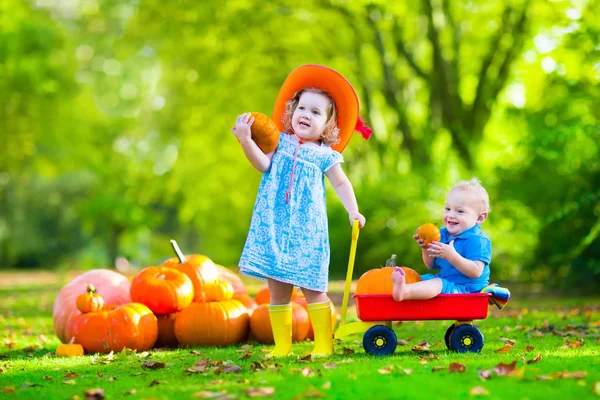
top-left (272, 64), bottom-right (359, 153)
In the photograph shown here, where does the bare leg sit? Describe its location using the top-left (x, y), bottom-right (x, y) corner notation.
top-left (392, 268), bottom-right (443, 301)
top-left (268, 278), bottom-right (294, 305)
top-left (300, 288), bottom-right (329, 304)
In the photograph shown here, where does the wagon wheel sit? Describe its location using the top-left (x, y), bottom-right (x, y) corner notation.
top-left (444, 323), bottom-right (456, 350)
top-left (363, 325), bottom-right (397, 356)
top-left (449, 324), bottom-right (484, 353)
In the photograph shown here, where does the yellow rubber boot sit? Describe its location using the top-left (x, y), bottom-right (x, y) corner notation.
top-left (267, 303), bottom-right (293, 357)
top-left (307, 301), bottom-right (334, 357)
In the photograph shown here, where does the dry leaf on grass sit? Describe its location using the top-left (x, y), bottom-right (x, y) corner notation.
top-left (83, 388), bottom-right (105, 400)
top-left (524, 345), bottom-right (535, 352)
top-left (449, 362), bottom-right (466, 373)
top-left (323, 362), bottom-right (338, 369)
top-left (125, 389), bottom-right (136, 396)
top-left (378, 365), bottom-right (394, 374)
top-left (469, 386), bottom-right (490, 396)
top-left (3, 387), bottom-right (16, 393)
top-left (493, 361), bottom-right (517, 376)
top-left (141, 361), bottom-right (165, 370)
top-left (342, 347), bottom-right (355, 354)
top-left (246, 387), bottom-right (275, 397)
top-left (431, 366), bottom-right (447, 372)
top-left (494, 344), bottom-right (514, 353)
top-left (64, 371), bottom-right (80, 379)
top-left (526, 353), bottom-right (542, 364)
top-left (478, 370), bottom-right (492, 380)
top-left (193, 390), bottom-right (228, 398)
top-left (591, 381), bottom-right (600, 395)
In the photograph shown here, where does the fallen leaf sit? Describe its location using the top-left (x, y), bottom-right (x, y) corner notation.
top-left (397, 340), bottom-right (410, 346)
top-left (42, 375), bottom-right (53, 380)
top-left (186, 358), bottom-right (211, 373)
top-left (250, 362), bottom-right (265, 371)
top-left (3, 387), bottom-right (16, 392)
top-left (449, 362), bottom-right (466, 373)
top-left (190, 350), bottom-right (204, 356)
top-left (493, 361), bottom-right (517, 376)
top-left (411, 345), bottom-right (430, 353)
top-left (592, 381), bottom-right (600, 395)
top-left (63, 380), bottom-right (77, 385)
top-left (322, 382), bottom-right (331, 390)
top-left (241, 344), bottom-right (253, 349)
top-left (83, 388), bottom-right (105, 400)
top-left (301, 367), bottom-right (316, 377)
top-left (125, 389), bottom-right (136, 395)
top-left (323, 362), bottom-right (338, 369)
top-left (342, 347), bottom-right (355, 354)
top-left (297, 355), bottom-right (313, 362)
top-left (562, 371), bottom-right (588, 379)
top-left (478, 370), bottom-right (492, 380)
top-left (469, 386), bottom-right (490, 396)
top-left (378, 366), bottom-right (394, 374)
top-left (494, 344), bottom-right (514, 353)
top-left (141, 361), bottom-right (165, 370)
top-left (431, 366), bottom-right (447, 372)
top-left (137, 351), bottom-right (150, 358)
top-left (64, 372), bottom-right (80, 379)
top-left (222, 365), bottom-right (242, 373)
top-left (246, 387), bottom-right (275, 397)
top-left (193, 390), bottom-right (228, 398)
top-left (149, 380), bottom-right (161, 386)
top-left (108, 377), bottom-right (117, 382)
top-left (524, 346), bottom-right (535, 352)
top-left (238, 352), bottom-right (253, 360)
top-left (303, 388), bottom-right (325, 398)
top-left (526, 353), bottom-right (542, 364)
top-left (21, 382), bottom-right (40, 388)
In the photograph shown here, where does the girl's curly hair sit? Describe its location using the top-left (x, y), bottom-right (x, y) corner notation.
top-left (281, 88), bottom-right (340, 146)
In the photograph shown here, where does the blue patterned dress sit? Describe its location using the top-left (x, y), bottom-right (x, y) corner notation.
top-left (239, 133), bottom-right (343, 292)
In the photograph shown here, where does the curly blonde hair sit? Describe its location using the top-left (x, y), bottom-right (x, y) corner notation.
top-left (451, 177), bottom-right (491, 213)
top-left (281, 88), bottom-right (340, 146)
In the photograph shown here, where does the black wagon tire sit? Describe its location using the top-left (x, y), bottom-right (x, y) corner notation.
top-left (363, 325), bottom-right (398, 356)
top-left (449, 324), bottom-right (484, 353)
top-left (444, 323), bottom-right (456, 350)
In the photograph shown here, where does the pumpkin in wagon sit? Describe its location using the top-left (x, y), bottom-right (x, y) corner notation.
top-left (356, 266), bottom-right (421, 295)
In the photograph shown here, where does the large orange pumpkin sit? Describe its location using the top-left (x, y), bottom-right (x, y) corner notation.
top-left (417, 223), bottom-right (441, 247)
top-left (155, 313), bottom-right (178, 348)
top-left (130, 266), bottom-right (194, 314)
top-left (53, 269), bottom-right (131, 344)
top-left (356, 266), bottom-right (422, 295)
top-left (216, 264), bottom-right (247, 295)
top-left (249, 303), bottom-right (310, 344)
top-left (233, 294), bottom-right (258, 316)
top-left (254, 284), bottom-right (305, 305)
top-left (65, 303), bottom-right (158, 354)
top-left (250, 112), bottom-right (280, 153)
top-left (162, 255), bottom-right (220, 302)
top-left (174, 300), bottom-right (249, 346)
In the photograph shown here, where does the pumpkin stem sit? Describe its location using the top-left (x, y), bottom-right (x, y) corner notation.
top-left (385, 254), bottom-right (397, 268)
top-left (170, 239), bottom-right (187, 263)
top-left (86, 284), bottom-right (96, 294)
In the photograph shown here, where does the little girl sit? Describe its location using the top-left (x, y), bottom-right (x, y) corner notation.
top-left (233, 64), bottom-right (371, 357)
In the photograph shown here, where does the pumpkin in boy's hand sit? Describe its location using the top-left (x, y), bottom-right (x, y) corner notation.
top-left (250, 112), bottom-right (280, 153)
top-left (66, 303), bottom-right (158, 354)
top-left (53, 269), bottom-right (131, 344)
top-left (356, 266), bottom-right (422, 295)
top-left (417, 223), bottom-right (441, 247)
top-left (130, 266), bottom-right (194, 315)
top-left (76, 284), bottom-right (104, 313)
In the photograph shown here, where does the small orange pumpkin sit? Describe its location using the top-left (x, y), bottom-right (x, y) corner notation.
top-left (174, 300), bottom-right (249, 347)
top-left (356, 266), bottom-right (422, 295)
top-left (162, 246), bottom-right (220, 303)
top-left (216, 264), bottom-right (247, 295)
top-left (130, 266), bottom-right (194, 315)
top-left (250, 112), bottom-right (280, 153)
top-left (55, 343), bottom-right (84, 357)
top-left (254, 284), bottom-right (305, 305)
top-left (204, 281), bottom-right (234, 302)
top-left (417, 223), bottom-right (441, 247)
top-left (249, 303), bottom-right (310, 344)
top-left (76, 284), bottom-right (104, 313)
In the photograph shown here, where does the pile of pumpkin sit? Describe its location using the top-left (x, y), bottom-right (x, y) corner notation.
top-left (53, 248), bottom-right (339, 355)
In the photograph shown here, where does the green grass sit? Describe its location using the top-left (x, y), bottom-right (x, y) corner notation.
top-left (1, 274), bottom-right (599, 399)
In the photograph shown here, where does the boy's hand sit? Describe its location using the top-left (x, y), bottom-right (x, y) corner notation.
top-left (413, 233), bottom-right (427, 250)
top-left (349, 211), bottom-right (366, 228)
top-left (232, 113), bottom-right (255, 144)
top-left (427, 240), bottom-right (457, 260)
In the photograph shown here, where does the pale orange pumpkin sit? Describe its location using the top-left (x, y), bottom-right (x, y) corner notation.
top-left (294, 298), bottom-right (337, 340)
top-left (216, 264), bottom-right (247, 295)
top-left (174, 300), bottom-right (249, 347)
top-left (356, 266), bottom-right (422, 295)
top-left (162, 255), bottom-right (220, 302)
top-left (250, 112), bottom-right (280, 153)
top-left (254, 284), bottom-right (305, 305)
top-left (417, 223), bottom-right (441, 247)
top-left (155, 313), bottom-right (178, 348)
top-left (204, 281), bottom-right (234, 302)
top-left (233, 294), bottom-right (258, 316)
top-left (76, 284), bottom-right (104, 313)
top-left (130, 266), bottom-right (194, 315)
top-left (66, 303), bottom-right (158, 354)
top-left (53, 269), bottom-right (131, 344)
top-left (249, 303), bottom-right (310, 344)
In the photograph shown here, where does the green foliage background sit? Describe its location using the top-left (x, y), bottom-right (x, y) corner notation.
top-left (1, 0), bottom-right (598, 292)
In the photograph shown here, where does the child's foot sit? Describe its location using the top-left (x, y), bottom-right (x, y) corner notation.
top-left (391, 267), bottom-right (406, 301)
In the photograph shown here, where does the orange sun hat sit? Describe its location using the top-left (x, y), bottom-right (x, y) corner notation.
top-left (272, 64), bottom-right (372, 153)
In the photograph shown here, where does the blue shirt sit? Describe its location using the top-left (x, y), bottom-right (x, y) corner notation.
top-left (433, 224), bottom-right (492, 291)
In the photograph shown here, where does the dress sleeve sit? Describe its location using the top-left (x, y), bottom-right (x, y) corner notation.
top-left (322, 150), bottom-right (344, 172)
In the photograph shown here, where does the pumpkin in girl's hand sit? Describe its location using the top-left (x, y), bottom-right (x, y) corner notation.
top-left (250, 112), bottom-right (280, 153)
top-left (130, 266), bottom-right (194, 315)
top-left (204, 281), bottom-right (234, 302)
top-left (76, 284), bottom-right (104, 313)
top-left (155, 313), bottom-right (178, 348)
top-left (53, 269), bottom-right (131, 344)
top-left (417, 223), bottom-right (441, 247)
top-left (162, 254), bottom-right (220, 303)
top-left (356, 266), bottom-right (422, 295)
top-left (55, 343), bottom-right (84, 357)
top-left (174, 300), bottom-right (249, 347)
top-left (249, 303), bottom-right (310, 344)
top-left (216, 264), bottom-right (247, 295)
top-left (66, 303), bottom-right (158, 354)
top-left (254, 284), bottom-right (305, 305)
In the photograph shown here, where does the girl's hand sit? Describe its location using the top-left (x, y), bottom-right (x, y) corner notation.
top-left (349, 211), bottom-right (366, 228)
top-left (232, 113), bottom-right (255, 144)
top-left (427, 240), bottom-right (457, 260)
top-left (413, 233), bottom-right (427, 250)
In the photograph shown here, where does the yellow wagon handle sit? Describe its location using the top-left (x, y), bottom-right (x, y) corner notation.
top-left (339, 219), bottom-right (360, 327)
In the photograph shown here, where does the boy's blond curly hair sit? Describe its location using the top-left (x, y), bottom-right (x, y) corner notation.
top-left (451, 177), bottom-right (491, 213)
top-left (282, 88), bottom-right (340, 146)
